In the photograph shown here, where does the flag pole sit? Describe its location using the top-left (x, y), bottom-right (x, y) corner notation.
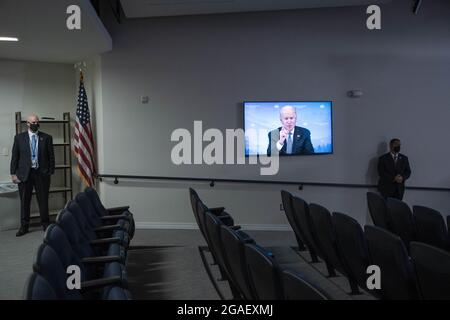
top-left (74, 63), bottom-right (95, 188)
top-left (74, 61), bottom-right (86, 82)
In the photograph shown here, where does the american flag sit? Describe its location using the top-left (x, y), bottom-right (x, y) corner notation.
top-left (74, 71), bottom-right (96, 187)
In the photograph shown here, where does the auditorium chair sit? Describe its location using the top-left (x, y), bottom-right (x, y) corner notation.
top-left (196, 200), bottom-right (236, 263)
top-left (410, 241), bottom-right (450, 300)
top-left (190, 188), bottom-right (234, 232)
top-left (75, 193), bottom-right (131, 245)
top-left (412, 205), bottom-right (450, 250)
top-left (84, 187), bottom-right (135, 239)
top-left (189, 188), bottom-right (206, 238)
top-left (220, 225), bottom-right (257, 299)
top-left (32, 243), bottom-right (124, 299)
top-left (204, 211), bottom-right (242, 299)
top-left (386, 198), bottom-right (416, 249)
top-left (308, 204), bottom-right (356, 288)
top-left (364, 225), bottom-right (420, 300)
top-left (24, 272), bottom-right (132, 300)
top-left (280, 190), bottom-right (306, 251)
top-left (244, 243), bottom-right (284, 300)
top-left (447, 216), bottom-right (450, 235)
top-left (44, 224), bottom-right (127, 286)
top-left (281, 269), bottom-right (330, 300)
top-left (23, 273), bottom-right (58, 300)
top-left (66, 200), bottom-right (130, 249)
top-left (291, 196), bottom-right (320, 263)
top-left (366, 192), bottom-right (391, 230)
top-left (56, 209), bottom-right (127, 264)
top-left (101, 286), bottom-right (132, 300)
top-left (332, 212), bottom-right (371, 294)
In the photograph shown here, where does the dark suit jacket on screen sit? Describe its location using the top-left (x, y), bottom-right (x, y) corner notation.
top-left (267, 126), bottom-right (314, 156)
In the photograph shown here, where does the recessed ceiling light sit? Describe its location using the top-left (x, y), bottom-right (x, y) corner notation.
top-left (0, 37), bottom-right (19, 42)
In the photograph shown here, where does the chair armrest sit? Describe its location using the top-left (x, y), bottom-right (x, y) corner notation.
top-left (100, 215), bottom-right (132, 222)
top-left (236, 230), bottom-right (253, 242)
top-left (94, 224), bottom-right (122, 233)
top-left (217, 215), bottom-right (234, 226)
top-left (106, 206), bottom-right (130, 215)
top-left (90, 237), bottom-right (121, 246)
top-left (81, 255), bottom-right (121, 264)
top-left (81, 276), bottom-right (122, 291)
top-left (208, 207), bottom-right (225, 215)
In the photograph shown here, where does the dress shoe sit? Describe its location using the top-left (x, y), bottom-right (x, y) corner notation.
top-left (16, 227), bottom-right (29, 237)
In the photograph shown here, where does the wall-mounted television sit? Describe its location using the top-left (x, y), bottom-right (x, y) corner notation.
top-left (244, 101), bottom-right (333, 156)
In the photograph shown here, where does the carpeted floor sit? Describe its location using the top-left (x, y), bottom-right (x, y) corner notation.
top-left (0, 227), bottom-right (45, 300)
top-left (0, 228), bottom-right (297, 300)
top-left (125, 243), bottom-right (376, 300)
top-left (126, 246), bottom-right (232, 300)
top-left (1, 226), bottom-right (375, 300)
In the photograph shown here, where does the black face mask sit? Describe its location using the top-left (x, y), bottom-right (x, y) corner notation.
top-left (29, 123), bottom-right (39, 132)
top-left (393, 146), bottom-right (401, 153)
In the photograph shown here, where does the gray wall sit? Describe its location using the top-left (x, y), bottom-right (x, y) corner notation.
top-left (0, 59), bottom-right (75, 179)
top-left (0, 59), bottom-right (78, 216)
top-left (97, 0), bottom-right (450, 228)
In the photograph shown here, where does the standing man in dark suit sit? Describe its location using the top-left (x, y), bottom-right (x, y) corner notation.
top-left (10, 114), bottom-right (55, 236)
top-left (377, 138), bottom-right (411, 200)
top-left (267, 105), bottom-right (314, 156)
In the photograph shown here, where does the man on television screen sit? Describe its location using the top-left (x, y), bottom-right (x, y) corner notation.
top-left (267, 105), bottom-right (314, 156)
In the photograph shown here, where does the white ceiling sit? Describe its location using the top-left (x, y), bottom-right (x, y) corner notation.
top-left (0, 0), bottom-right (112, 63)
top-left (120, 0), bottom-right (391, 18)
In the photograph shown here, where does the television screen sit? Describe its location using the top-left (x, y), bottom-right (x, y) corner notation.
top-left (244, 101), bottom-right (333, 156)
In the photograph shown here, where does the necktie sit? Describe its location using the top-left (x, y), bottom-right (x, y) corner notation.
top-left (287, 133), bottom-right (293, 154)
top-left (31, 135), bottom-right (37, 168)
top-left (394, 154), bottom-right (398, 163)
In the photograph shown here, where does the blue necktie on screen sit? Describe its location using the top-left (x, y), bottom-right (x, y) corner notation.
top-left (31, 135), bottom-right (38, 168)
top-left (287, 133), bottom-right (293, 154)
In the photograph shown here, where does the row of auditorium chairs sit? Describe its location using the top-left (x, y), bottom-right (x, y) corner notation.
top-left (24, 187), bottom-right (135, 300)
top-left (190, 188), bottom-right (330, 300)
top-left (282, 190), bottom-right (450, 300)
top-left (367, 192), bottom-right (450, 251)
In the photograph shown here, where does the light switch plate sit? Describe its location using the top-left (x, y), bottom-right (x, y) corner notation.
top-left (1, 147), bottom-right (8, 156)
